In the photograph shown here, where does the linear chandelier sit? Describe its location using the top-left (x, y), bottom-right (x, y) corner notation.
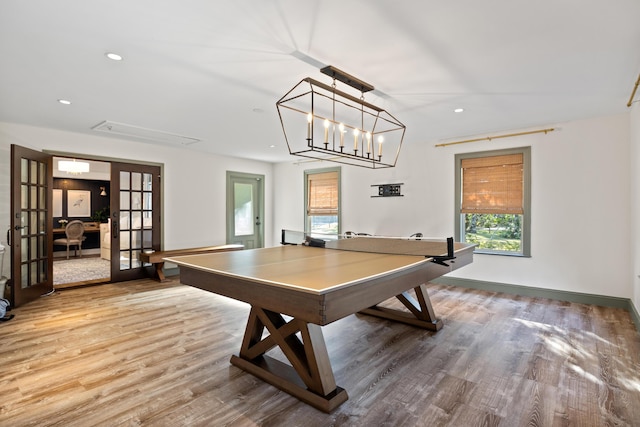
top-left (58, 159), bottom-right (90, 175)
top-left (276, 66), bottom-right (405, 169)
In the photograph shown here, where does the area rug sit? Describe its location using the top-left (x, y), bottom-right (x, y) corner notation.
top-left (53, 257), bottom-right (110, 285)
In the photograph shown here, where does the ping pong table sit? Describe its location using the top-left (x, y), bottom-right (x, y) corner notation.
top-left (166, 234), bottom-right (474, 412)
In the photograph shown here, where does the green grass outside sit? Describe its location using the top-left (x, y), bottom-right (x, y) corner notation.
top-left (465, 229), bottom-right (521, 252)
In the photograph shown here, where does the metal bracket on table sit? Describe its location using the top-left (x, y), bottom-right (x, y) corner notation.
top-left (280, 229), bottom-right (294, 245)
top-left (426, 237), bottom-right (456, 267)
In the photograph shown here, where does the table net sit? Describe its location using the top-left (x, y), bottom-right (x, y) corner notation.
top-left (280, 229), bottom-right (455, 259)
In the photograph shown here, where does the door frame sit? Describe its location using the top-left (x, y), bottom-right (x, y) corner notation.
top-left (226, 171), bottom-right (265, 249)
top-left (45, 150), bottom-right (164, 281)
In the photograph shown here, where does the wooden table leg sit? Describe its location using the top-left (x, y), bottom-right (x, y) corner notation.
top-left (154, 262), bottom-right (166, 282)
top-left (230, 306), bottom-right (348, 413)
top-left (359, 283), bottom-right (443, 331)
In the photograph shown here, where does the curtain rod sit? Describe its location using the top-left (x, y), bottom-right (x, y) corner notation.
top-left (435, 128), bottom-right (555, 148)
top-left (627, 73), bottom-right (640, 108)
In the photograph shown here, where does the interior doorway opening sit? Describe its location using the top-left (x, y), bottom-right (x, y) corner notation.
top-left (10, 144), bottom-right (163, 307)
top-left (52, 156), bottom-right (111, 288)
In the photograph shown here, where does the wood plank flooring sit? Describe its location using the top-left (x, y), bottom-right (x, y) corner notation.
top-left (1, 278), bottom-right (639, 426)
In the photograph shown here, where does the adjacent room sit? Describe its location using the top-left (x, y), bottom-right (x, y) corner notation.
top-left (52, 157), bottom-right (111, 287)
top-left (1, 1), bottom-right (639, 426)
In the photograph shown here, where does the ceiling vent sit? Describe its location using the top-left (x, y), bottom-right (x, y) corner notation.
top-left (92, 120), bottom-right (200, 146)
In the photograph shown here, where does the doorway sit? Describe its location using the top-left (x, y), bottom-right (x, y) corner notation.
top-left (10, 144), bottom-right (162, 306)
top-left (52, 156), bottom-right (111, 288)
top-left (226, 171), bottom-right (264, 249)
top-left (52, 159), bottom-right (161, 285)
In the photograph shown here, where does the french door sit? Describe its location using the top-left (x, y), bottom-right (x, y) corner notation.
top-left (110, 162), bottom-right (161, 282)
top-left (10, 145), bottom-right (53, 307)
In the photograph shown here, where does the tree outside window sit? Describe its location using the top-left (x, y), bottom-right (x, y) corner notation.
top-left (305, 167), bottom-right (340, 238)
top-left (455, 147), bottom-right (531, 256)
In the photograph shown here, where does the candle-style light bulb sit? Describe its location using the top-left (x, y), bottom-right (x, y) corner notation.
top-left (307, 113), bottom-right (312, 139)
top-left (366, 132), bottom-right (372, 153)
top-left (377, 135), bottom-right (384, 157)
top-left (353, 129), bottom-right (360, 151)
top-left (339, 123), bottom-right (345, 147)
top-left (324, 119), bottom-right (330, 144)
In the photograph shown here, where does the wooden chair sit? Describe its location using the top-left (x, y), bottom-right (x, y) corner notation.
top-left (53, 220), bottom-right (85, 259)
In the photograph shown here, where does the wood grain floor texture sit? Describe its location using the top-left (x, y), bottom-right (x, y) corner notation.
top-left (1, 278), bottom-right (639, 427)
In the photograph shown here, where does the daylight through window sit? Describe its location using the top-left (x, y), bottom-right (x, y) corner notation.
top-left (456, 147), bottom-right (530, 256)
top-left (305, 168), bottom-right (340, 238)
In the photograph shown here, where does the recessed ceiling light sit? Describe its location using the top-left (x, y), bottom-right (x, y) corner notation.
top-left (269, 144), bottom-right (276, 148)
top-left (454, 108), bottom-right (464, 113)
top-left (105, 52), bottom-right (123, 61)
top-left (58, 99), bottom-right (71, 105)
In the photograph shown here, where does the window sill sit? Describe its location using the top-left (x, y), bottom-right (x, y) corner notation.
top-left (474, 249), bottom-right (531, 258)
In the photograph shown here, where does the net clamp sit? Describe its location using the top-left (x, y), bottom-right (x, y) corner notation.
top-left (428, 237), bottom-right (456, 266)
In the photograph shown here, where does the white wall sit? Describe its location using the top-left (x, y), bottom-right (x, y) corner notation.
top-left (2, 113), bottom-right (635, 304)
top-left (631, 103), bottom-right (640, 313)
top-left (274, 113), bottom-right (633, 299)
top-left (0, 121), bottom-right (275, 280)
top-left (0, 136), bottom-right (8, 281)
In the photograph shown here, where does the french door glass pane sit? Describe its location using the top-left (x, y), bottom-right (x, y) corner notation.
top-left (40, 235), bottom-right (47, 257)
top-left (131, 211), bottom-right (141, 229)
top-left (120, 171), bottom-right (130, 190)
top-left (21, 185), bottom-right (28, 209)
top-left (21, 237), bottom-right (28, 262)
top-left (120, 191), bottom-right (130, 210)
top-left (143, 173), bottom-right (152, 190)
top-left (39, 211), bottom-right (46, 233)
top-left (30, 236), bottom-right (37, 259)
top-left (30, 160), bottom-right (37, 183)
top-left (39, 162), bottom-right (46, 184)
top-left (132, 172), bottom-right (142, 191)
top-left (30, 186), bottom-right (37, 208)
top-left (143, 193), bottom-right (152, 209)
top-left (21, 264), bottom-right (28, 288)
top-left (30, 212), bottom-right (37, 232)
top-left (120, 231), bottom-right (130, 250)
top-left (21, 158), bottom-right (28, 182)
top-left (131, 192), bottom-right (141, 210)
top-left (143, 230), bottom-right (152, 247)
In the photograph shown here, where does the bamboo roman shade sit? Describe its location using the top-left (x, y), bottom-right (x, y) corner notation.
top-left (461, 153), bottom-right (523, 214)
top-left (307, 171), bottom-right (339, 216)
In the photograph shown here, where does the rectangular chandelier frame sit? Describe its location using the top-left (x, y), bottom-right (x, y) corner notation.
top-left (276, 73), bottom-right (405, 169)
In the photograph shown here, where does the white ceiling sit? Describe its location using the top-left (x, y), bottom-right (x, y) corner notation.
top-left (1, 1), bottom-right (639, 164)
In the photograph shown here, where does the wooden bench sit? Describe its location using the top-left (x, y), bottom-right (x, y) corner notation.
top-left (139, 244), bottom-right (244, 281)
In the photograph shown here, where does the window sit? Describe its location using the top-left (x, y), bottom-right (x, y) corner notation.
top-left (455, 147), bottom-right (531, 256)
top-left (305, 167), bottom-right (340, 238)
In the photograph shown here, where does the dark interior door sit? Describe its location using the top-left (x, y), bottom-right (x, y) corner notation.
top-left (10, 144), bottom-right (53, 307)
top-left (109, 162), bottom-right (161, 282)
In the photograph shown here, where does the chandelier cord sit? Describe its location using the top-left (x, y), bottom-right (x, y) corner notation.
top-left (360, 92), bottom-right (365, 152)
top-left (332, 79), bottom-right (337, 148)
